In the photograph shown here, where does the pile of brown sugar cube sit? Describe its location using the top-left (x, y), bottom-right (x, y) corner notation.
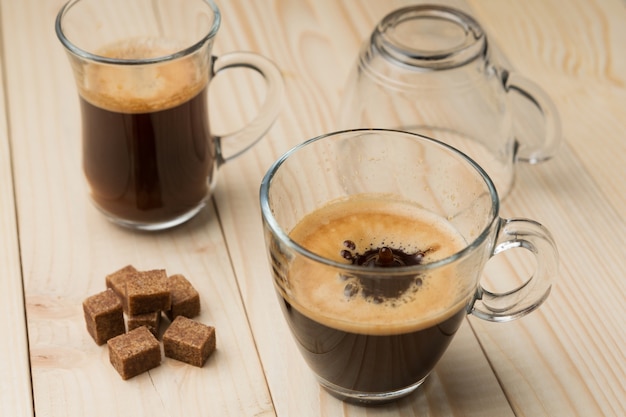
top-left (82, 265), bottom-right (216, 380)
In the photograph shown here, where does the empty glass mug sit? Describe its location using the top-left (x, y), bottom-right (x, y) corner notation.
top-left (338, 5), bottom-right (561, 198)
top-left (260, 129), bottom-right (558, 404)
top-left (56, 0), bottom-right (283, 230)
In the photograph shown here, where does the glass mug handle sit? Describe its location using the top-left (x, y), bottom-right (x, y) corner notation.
top-left (502, 70), bottom-right (562, 164)
top-left (470, 218), bottom-right (559, 322)
top-left (211, 52), bottom-right (284, 164)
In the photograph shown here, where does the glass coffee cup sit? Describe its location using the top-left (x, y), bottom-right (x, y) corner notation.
top-left (56, 0), bottom-right (283, 230)
top-left (260, 129), bottom-right (558, 404)
top-left (338, 5), bottom-right (561, 198)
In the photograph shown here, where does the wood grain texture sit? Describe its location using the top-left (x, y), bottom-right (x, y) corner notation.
top-left (0, 32), bottom-right (34, 417)
top-left (213, 0), bottom-right (626, 416)
top-left (1, 0), bottom-right (624, 416)
top-left (212, 0), bottom-right (513, 416)
top-left (1, 1), bottom-right (273, 416)
top-left (465, 2), bottom-right (626, 416)
top-left (468, 0), bottom-right (626, 213)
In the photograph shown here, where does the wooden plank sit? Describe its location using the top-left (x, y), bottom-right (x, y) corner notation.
top-left (212, 0), bottom-right (515, 415)
top-left (465, 1), bottom-right (626, 416)
top-left (2, 0), bottom-right (624, 416)
top-left (0, 28), bottom-right (34, 417)
top-left (468, 0), bottom-right (626, 213)
top-left (1, 0), bottom-right (275, 416)
top-left (472, 146), bottom-right (626, 417)
top-left (214, 0), bottom-right (626, 416)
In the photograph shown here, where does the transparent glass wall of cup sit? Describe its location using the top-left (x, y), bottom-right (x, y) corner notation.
top-left (56, 0), bottom-right (283, 230)
top-left (338, 5), bottom-right (561, 199)
top-left (260, 129), bottom-right (558, 404)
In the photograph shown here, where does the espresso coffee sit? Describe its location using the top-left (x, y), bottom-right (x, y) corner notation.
top-left (280, 194), bottom-right (470, 395)
top-left (79, 40), bottom-right (214, 224)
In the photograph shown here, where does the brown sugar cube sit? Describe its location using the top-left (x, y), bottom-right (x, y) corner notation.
top-left (83, 289), bottom-right (125, 345)
top-left (163, 316), bottom-right (216, 367)
top-left (105, 265), bottom-right (136, 313)
top-left (127, 311), bottom-right (161, 337)
top-left (107, 326), bottom-right (161, 380)
top-left (166, 274), bottom-right (201, 320)
top-left (126, 269), bottom-right (171, 316)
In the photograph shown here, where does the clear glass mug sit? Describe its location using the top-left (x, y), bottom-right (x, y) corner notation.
top-left (56, 0), bottom-right (283, 230)
top-left (260, 129), bottom-right (558, 404)
top-left (338, 5), bottom-right (561, 198)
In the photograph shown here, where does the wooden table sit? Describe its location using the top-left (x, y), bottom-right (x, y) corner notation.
top-left (1, 0), bottom-right (624, 415)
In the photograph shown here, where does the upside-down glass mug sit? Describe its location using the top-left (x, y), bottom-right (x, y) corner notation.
top-left (56, 0), bottom-right (283, 230)
top-left (338, 5), bottom-right (561, 198)
top-left (260, 129), bottom-right (558, 404)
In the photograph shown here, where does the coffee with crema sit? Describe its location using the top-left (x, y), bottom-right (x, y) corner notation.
top-left (79, 39), bottom-right (214, 224)
top-left (279, 194), bottom-right (471, 395)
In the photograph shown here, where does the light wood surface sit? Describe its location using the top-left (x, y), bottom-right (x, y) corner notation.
top-left (1, 0), bottom-right (624, 416)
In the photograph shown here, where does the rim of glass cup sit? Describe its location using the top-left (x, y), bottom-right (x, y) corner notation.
top-left (55, 0), bottom-right (221, 65)
top-left (260, 128), bottom-right (500, 276)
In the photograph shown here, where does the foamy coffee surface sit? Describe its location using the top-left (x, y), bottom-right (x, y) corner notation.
top-left (287, 194), bottom-right (469, 335)
top-left (79, 38), bottom-right (208, 113)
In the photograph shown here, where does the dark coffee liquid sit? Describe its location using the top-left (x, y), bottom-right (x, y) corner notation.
top-left (77, 40), bottom-right (214, 225)
top-left (282, 196), bottom-right (470, 396)
top-left (81, 86), bottom-right (214, 224)
top-left (280, 297), bottom-right (466, 394)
